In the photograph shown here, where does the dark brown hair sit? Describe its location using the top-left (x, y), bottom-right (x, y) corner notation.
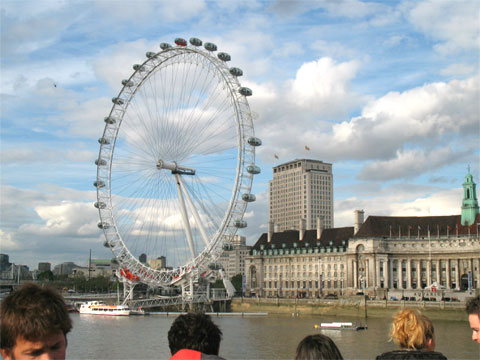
top-left (0, 283), bottom-right (72, 350)
top-left (466, 296), bottom-right (480, 316)
top-left (168, 312), bottom-right (222, 356)
top-left (295, 334), bottom-right (343, 360)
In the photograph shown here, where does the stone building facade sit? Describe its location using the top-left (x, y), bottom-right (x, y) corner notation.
top-left (245, 171), bottom-right (480, 298)
top-left (219, 235), bottom-right (252, 279)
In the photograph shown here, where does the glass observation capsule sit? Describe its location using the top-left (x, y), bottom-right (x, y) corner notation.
top-left (204, 42), bottom-right (217, 51)
top-left (189, 37), bottom-right (202, 46)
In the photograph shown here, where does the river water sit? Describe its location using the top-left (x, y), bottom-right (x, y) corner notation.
top-left (67, 313), bottom-right (479, 359)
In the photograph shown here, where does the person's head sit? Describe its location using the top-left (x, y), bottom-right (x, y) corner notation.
top-left (390, 309), bottom-right (435, 351)
top-left (168, 312), bottom-right (222, 356)
top-left (0, 283), bottom-right (72, 360)
top-left (295, 334), bottom-right (343, 360)
top-left (466, 296), bottom-right (480, 344)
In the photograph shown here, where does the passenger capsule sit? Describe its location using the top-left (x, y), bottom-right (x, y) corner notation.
top-left (189, 37), bottom-right (202, 46)
top-left (98, 137), bottom-right (110, 145)
top-left (133, 64), bottom-right (145, 71)
top-left (204, 42), bottom-right (217, 51)
top-left (242, 193), bottom-right (256, 202)
top-left (239, 87), bottom-right (252, 96)
top-left (222, 243), bottom-right (233, 251)
top-left (217, 52), bottom-right (231, 61)
top-left (229, 67), bottom-right (243, 77)
top-left (233, 219), bottom-right (247, 228)
top-left (146, 51), bottom-right (156, 58)
top-left (246, 165), bottom-right (261, 174)
top-left (97, 221), bottom-right (110, 230)
top-left (94, 180), bottom-right (105, 188)
top-left (112, 97), bottom-right (124, 105)
top-left (104, 116), bottom-right (116, 124)
top-left (247, 137), bottom-right (262, 146)
top-left (160, 42), bottom-right (172, 50)
top-left (121, 79), bottom-right (134, 87)
top-left (208, 262), bottom-right (222, 270)
top-left (94, 201), bottom-right (106, 209)
top-left (95, 158), bottom-right (107, 166)
top-left (103, 240), bottom-right (113, 248)
top-left (175, 38), bottom-right (187, 46)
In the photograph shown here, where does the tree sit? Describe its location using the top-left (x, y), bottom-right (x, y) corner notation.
top-left (231, 273), bottom-right (243, 292)
top-left (38, 270), bottom-right (54, 281)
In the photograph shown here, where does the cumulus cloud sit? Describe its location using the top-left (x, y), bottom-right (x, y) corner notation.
top-left (407, 0), bottom-right (480, 54)
top-left (0, 184), bottom-right (106, 268)
top-left (357, 147), bottom-right (469, 181)
top-left (335, 187), bottom-right (463, 227)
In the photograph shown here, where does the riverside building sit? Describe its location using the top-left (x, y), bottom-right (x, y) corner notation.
top-left (269, 159), bottom-right (333, 232)
top-left (219, 235), bottom-right (252, 279)
top-left (245, 170), bottom-right (480, 298)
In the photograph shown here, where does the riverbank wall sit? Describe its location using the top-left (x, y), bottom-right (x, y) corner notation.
top-left (231, 297), bottom-right (468, 321)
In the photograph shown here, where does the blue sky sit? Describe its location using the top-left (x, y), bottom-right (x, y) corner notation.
top-left (1, 0), bottom-right (479, 269)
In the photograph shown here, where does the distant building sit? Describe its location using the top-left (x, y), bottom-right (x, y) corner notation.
top-left (90, 259), bottom-right (118, 277)
top-left (149, 256), bottom-right (167, 270)
top-left (219, 235), bottom-right (251, 279)
top-left (0, 254), bottom-right (10, 272)
top-left (269, 159), bottom-right (333, 232)
top-left (38, 262), bottom-right (51, 272)
top-left (53, 262), bottom-right (78, 276)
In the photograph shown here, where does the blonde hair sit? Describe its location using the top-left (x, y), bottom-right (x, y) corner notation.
top-left (390, 309), bottom-right (434, 350)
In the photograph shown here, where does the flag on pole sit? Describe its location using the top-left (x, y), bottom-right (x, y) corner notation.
top-left (305, 145), bottom-right (310, 151)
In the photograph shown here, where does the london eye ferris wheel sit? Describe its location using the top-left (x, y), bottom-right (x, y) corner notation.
top-left (94, 37), bottom-right (261, 287)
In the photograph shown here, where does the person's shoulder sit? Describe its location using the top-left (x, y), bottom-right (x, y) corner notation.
top-left (169, 349), bottom-right (226, 360)
top-left (376, 350), bottom-right (447, 360)
top-left (170, 349), bottom-right (203, 360)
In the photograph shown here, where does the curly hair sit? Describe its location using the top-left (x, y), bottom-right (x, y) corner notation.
top-left (295, 334), bottom-right (343, 360)
top-left (0, 283), bottom-right (72, 350)
top-left (168, 312), bottom-right (222, 356)
top-left (390, 309), bottom-right (434, 350)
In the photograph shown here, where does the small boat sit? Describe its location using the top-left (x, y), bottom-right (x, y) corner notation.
top-left (314, 322), bottom-right (367, 331)
top-left (79, 301), bottom-right (131, 316)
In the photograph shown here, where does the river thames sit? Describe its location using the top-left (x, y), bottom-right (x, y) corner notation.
top-left (66, 313), bottom-right (478, 359)
top-left (67, 314), bottom-right (480, 359)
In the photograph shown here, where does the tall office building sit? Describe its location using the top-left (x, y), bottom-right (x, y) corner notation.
top-left (269, 159), bottom-right (333, 231)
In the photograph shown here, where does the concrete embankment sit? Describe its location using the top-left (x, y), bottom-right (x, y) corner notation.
top-left (231, 297), bottom-right (468, 321)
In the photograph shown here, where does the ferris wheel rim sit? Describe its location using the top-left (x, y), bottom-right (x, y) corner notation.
top-left (95, 39), bottom-right (257, 287)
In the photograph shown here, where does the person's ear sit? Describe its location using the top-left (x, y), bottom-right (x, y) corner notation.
top-left (1, 347), bottom-right (13, 360)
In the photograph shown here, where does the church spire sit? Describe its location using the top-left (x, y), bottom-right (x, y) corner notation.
top-left (461, 166), bottom-right (479, 226)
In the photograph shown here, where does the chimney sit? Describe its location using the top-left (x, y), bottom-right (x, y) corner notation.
top-left (317, 216), bottom-right (323, 239)
top-left (299, 218), bottom-right (306, 241)
top-left (354, 210), bottom-right (365, 235)
top-left (268, 221), bottom-right (274, 243)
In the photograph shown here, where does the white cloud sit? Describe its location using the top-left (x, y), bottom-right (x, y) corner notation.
top-left (407, 0), bottom-right (480, 54)
top-left (1, 147), bottom-right (96, 164)
top-left (441, 63), bottom-right (476, 77)
top-left (289, 57), bottom-right (360, 116)
top-left (335, 187), bottom-right (462, 227)
top-left (357, 147), bottom-right (468, 181)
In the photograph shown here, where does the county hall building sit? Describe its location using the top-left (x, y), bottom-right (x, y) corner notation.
top-left (244, 168), bottom-right (480, 298)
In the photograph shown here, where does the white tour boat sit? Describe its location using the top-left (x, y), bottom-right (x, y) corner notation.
top-left (79, 301), bottom-right (131, 316)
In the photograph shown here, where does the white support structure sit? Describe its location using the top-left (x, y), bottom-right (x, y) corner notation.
top-left (175, 174), bottom-right (196, 259)
top-left (177, 174), bottom-right (210, 247)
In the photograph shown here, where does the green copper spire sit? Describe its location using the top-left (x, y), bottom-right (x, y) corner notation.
top-left (461, 166), bottom-right (479, 226)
